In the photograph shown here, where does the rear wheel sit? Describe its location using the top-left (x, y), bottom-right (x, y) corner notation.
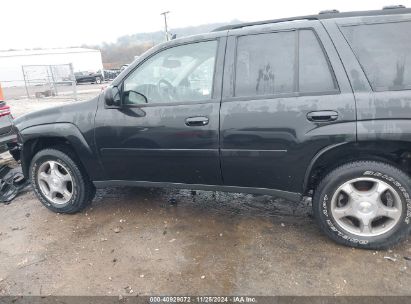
top-left (30, 148), bottom-right (95, 214)
top-left (313, 161), bottom-right (411, 249)
top-left (95, 77), bottom-right (102, 84)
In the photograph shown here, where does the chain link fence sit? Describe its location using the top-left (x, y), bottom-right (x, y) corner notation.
top-left (21, 64), bottom-right (77, 100)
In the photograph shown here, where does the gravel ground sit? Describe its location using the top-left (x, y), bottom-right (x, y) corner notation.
top-left (0, 94), bottom-right (410, 296)
top-left (6, 88), bottom-right (101, 118)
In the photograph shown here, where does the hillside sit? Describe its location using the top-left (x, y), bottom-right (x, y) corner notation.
top-left (85, 21), bottom-right (240, 69)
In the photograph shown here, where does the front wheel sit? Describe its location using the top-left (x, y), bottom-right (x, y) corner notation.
top-left (95, 77), bottom-right (102, 84)
top-left (30, 148), bottom-right (95, 214)
top-left (313, 161), bottom-right (411, 249)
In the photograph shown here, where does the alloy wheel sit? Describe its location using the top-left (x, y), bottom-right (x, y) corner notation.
top-left (331, 177), bottom-right (402, 237)
top-left (37, 160), bottom-right (74, 205)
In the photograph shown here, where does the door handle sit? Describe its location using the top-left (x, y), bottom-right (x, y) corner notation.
top-left (307, 111), bottom-right (338, 122)
top-left (185, 116), bottom-right (209, 127)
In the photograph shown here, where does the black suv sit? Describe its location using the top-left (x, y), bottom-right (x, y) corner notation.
top-left (12, 7), bottom-right (411, 249)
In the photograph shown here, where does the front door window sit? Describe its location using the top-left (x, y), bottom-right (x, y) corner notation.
top-left (124, 40), bottom-right (217, 105)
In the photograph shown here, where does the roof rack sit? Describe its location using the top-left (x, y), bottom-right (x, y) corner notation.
top-left (212, 6), bottom-right (410, 32)
top-left (319, 9), bottom-right (340, 14)
top-left (212, 16), bottom-right (317, 32)
top-left (383, 4), bottom-right (406, 9)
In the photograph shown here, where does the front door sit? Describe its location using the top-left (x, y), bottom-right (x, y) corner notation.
top-left (94, 39), bottom-right (224, 185)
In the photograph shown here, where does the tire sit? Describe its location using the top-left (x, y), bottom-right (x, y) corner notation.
top-left (313, 161), bottom-right (411, 249)
top-left (95, 77), bottom-right (102, 84)
top-left (29, 147), bottom-right (95, 214)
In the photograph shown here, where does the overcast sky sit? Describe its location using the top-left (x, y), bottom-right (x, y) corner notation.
top-left (2, 0), bottom-right (410, 50)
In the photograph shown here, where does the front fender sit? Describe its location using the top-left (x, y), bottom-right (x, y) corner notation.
top-left (19, 123), bottom-right (104, 180)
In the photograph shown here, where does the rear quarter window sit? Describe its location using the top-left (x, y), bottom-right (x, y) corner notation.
top-left (341, 21), bottom-right (411, 91)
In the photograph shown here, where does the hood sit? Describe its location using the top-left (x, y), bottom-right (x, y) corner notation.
top-left (14, 95), bottom-right (100, 132)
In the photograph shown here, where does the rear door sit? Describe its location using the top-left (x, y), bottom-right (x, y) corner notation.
top-left (220, 21), bottom-right (356, 194)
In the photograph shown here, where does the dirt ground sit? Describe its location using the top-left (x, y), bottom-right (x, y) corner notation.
top-left (5, 84), bottom-right (102, 117)
top-left (3, 83), bottom-right (104, 101)
top-left (0, 93), bottom-right (410, 296)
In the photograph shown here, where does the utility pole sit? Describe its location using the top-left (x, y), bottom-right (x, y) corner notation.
top-left (160, 11), bottom-right (170, 41)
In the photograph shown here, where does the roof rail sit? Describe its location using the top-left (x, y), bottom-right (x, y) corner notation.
top-left (383, 4), bottom-right (406, 9)
top-left (212, 6), bottom-right (410, 32)
top-left (212, 16), bottom-right (318, 32)
top-left (319, 9), bottom-right (340, 14)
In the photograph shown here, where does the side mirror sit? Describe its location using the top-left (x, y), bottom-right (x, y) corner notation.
top-left (104, 86), bottom-right (121, 107)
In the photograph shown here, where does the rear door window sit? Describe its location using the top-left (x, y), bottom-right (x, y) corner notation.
top-left (341, 21), bottom-right (411, 91)
top-left (235, 31), bottom-right (295, 97)
top-left (234, 29), bottom-right (337, 98)
top-left (299, 30), bottom-right (337, 93)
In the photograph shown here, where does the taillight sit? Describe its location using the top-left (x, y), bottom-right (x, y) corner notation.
top-left (0, 105), bottom-right (11, 117)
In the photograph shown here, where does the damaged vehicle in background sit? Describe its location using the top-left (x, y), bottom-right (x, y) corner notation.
top-left (74, 71), bottom-right (103, 84)
top-left (0, 102), bottom-right (16, 154)
top-left (9, 6), bottom-right (411, 249)
top-left (0, 89), bottom-right (29, 203)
